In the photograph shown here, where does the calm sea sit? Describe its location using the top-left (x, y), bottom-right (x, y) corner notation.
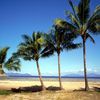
top-left (0, 76), bottom-right (100, 82)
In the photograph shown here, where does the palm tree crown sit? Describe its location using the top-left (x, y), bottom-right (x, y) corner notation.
top-left (0, 47), bottom-right (9, 74)
top-left (4, 56), bottom-right (21, 71)
top-left (15, 32), bottom-right (47, 61)
top-left (0, 47), bottom-right (9, 65)
top-left (0, 47), bottom-right (21, 74)
top-left (42, 25), bottom-right (81, 56)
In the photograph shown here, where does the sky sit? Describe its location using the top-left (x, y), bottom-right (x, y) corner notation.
top-left (0, 0), bottom-right (100, 76)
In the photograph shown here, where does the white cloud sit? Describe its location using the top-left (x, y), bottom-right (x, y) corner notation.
top-left (61, 68), bottom-right (100, 76)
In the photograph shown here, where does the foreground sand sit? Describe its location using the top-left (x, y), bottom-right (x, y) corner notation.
top-left (0, 80), bottom-right (100, 100)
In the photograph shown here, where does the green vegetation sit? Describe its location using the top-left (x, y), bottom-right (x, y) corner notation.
top-left (0, 47), bottom-right (9, 74)
top-left (0, 47), bottom-right (21, 74)
top-left (0, 90), bottom-right (13, 95)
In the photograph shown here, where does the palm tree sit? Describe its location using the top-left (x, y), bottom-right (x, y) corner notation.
top-left (0, 47), bottom-right (9, 74)
top-left (42, 25), bottom-right (81, 89)
top-left (0, 47), bottom-right (21, 74)
top-left (14, 32), bottom-right (50, 90)
top-left (4, 56), bottom-right (21, 72)
top-left (55, 0), bottom-right (100, 90)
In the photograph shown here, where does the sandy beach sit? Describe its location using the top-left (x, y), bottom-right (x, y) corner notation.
top-left (0, 80), bottom-right (100, 90)
top-left (0, 79), bottom-right (100, 100)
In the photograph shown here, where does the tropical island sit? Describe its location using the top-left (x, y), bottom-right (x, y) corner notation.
top-left (0, 0), bottom-right (100, 100)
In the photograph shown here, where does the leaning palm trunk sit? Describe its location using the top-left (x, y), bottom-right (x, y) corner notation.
top-left (83, 39), bottom-right (89, 91)
top-left (58, 53), bottom-right (63, 89)
top-left (36, 60), bottom-right (45, 90)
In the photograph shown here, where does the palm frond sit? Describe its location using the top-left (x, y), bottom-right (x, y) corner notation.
top-left (0, 47), bottom-right (9, 64)
top-left (32, 32), bottom-right (36, 42)
top-left (63, 32), bottom-right (79, 46)
top-left (42, 24), bottom-right (81, 58)
top-left (15, 46), bottom-right (34, 61)
top-left (88, 22), bottom-right (100, 34)
top-left (86, 33), bottom-right (95, 43)
top-left (41, 48), bottom-right (54, 58)
top-left (77, 0), bottom-right (90, 24)
top-left (67, 0), bottom-right (79, 22)
top-left (66, 11), bottom-right (81, 28)
top-left (87, 5), bottom-right (100, 24)
top-left (66, 43), bottom-right (82, 51)
top-left (4, 57), bottom-right (21, 71)
top-left (54, 18), bottom-right (77, 31)
top-left (37, 33), bottom-right (45, 45)
top-left (22, 34), bottom-right (32, 45)
top-left (87, 5), bottom-right (100, 34)
top-left (44, 33), bottom-right (56, 50)
top-left (16, 32), bottom-right (46, 61)
top-left (18, 42), bottom-right (28, 47)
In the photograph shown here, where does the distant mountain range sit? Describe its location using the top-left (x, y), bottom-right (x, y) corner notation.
top-left (6, 73), bottom-right (32, 77)
top-left (6, 72), bottom-right (100, 78)
top-left (63, 73), bottom-right (100, 78)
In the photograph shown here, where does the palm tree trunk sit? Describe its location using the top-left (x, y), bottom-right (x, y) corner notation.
top-left (83, 39), bottom-right (89, 91)
top-left (58, 53), bottom-right (63, 89)
top-left (36, 60), bottom-right (45, 90)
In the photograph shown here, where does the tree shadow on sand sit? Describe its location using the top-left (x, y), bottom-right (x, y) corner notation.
top-left (11, 85), bottom-right (42, 93)
top-left (46, 86), bottom-right (61, 91)
top-left (73, 88), bottom-right (86, 92)
top-left (11, 85), bottom-right (61, 93)
top-left (92, 87), bottom-right (100, 92)
top-left (73, 87), bottom-right (100, 92)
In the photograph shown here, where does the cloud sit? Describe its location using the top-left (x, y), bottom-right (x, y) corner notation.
top-left (61, 68), bottom-right (100, 76)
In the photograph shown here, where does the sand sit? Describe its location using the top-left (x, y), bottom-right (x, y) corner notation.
top-left (0, 80), bottom-right (100, 100)
top-left (0, 80), bottom-right (100, 90)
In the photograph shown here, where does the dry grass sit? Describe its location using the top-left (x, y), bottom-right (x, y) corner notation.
top-left (0, 90), bottom-right (100, 100)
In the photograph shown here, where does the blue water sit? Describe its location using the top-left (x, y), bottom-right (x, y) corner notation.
top-left (2, 76), bottom-right (100, 82)
top-left (7, 76), bottom-right (100, 79)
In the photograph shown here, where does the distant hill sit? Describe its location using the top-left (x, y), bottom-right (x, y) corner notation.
top-left (87, 73), bottom-right (100, 77)
top-left (6, 72), bottom-right (100, 78)
top-left (63, 73), bottom-right (100, 78)
top-left (6, 73), bottom-right (32, 77)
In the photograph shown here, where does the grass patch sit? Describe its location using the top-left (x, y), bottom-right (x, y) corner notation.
top-left (0, 90), bottom-right (13, 95)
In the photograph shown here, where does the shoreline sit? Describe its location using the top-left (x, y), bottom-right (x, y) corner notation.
top-left (0, 76), bottom-right (100, 82)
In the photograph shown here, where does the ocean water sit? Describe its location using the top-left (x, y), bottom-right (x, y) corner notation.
top-left (0, 76), bottom-right (100, 82)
